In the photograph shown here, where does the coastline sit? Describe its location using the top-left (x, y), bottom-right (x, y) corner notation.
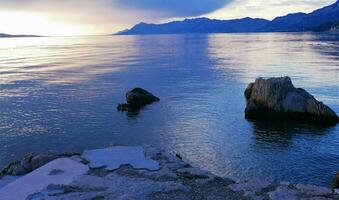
top-left (0, 146), bottom-right (338, 200)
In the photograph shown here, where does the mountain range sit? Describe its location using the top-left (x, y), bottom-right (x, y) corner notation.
top-left (119, 0), bottom-right (339, 35)
top-left (0, 33), bottom-right (41, 38)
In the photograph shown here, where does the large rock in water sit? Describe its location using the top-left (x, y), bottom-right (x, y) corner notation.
top-left (244, 77), bottom-right (338, 125)
top-left (117, 88), bottom-right (160, 112)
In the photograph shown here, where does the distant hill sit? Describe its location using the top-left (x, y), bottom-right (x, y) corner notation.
top-left (118, 0), bottom-right (339, 35)
top-left (311, 21), bottom-right (339, 32)
top-left (119, 17), bottom-right (270, 35)
top-left (265, 0), bottom-right (339, 32)
top-left (0, 33), bottom-right (41, 38)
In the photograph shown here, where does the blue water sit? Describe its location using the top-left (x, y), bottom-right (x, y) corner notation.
top-left (0, 33), bottom-right (338, 186)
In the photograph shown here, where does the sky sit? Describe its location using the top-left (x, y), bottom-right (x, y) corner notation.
top-left (0, 0), bottom-right (335, 36)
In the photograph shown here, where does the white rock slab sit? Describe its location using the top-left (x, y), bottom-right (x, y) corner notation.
top-left (0, 176), bottom-right (19, 189)
top-left (82, 146), bottom-right (160, 170)
top-left (0, 158), bottom-right (89, 200)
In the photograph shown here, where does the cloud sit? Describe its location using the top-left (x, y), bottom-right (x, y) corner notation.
top-left (111, 0), bottom-right (233, 17)
top-left (1, 0), bottom-right (232, 17)
top-left (206, 0), bottom-right (335, 20)
top-left (0, 0), bottom-right (233, 25)
top-left (1, 0), bottom-right (335, 35)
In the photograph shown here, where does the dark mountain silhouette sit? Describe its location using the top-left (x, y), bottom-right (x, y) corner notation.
top-left (312, 21), bottom-right (339, 32)
top-left (119, 17), bottom-right (270, 35)
top-left (265, 0), bottom-right (339, 31)
top-left (0, 33), bottom-right (41, 38)
top-left (119, 0), bottom-right (339, 35)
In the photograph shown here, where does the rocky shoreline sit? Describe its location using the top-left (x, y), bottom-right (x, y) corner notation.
top-left (0, 146), bottom-right (338, 200)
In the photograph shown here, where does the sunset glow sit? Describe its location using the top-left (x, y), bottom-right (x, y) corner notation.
top-left (0, 0), bottom-right (336, 35)
top-left (0, 12), bottom-right (92, 36)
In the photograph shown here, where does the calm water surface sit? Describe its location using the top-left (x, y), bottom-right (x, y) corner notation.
top-left (0, 33), bottom-right (338, 186)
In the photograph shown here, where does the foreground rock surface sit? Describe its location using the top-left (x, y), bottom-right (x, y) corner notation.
top-left (244, 77), bottom-right (338, 125)
top-left (117, 88), bottom-right (160, 112)
top-left (0, 146), bottom-right (338, 200)
top-left (0, 152), bottom-right (80, 176)
top-left (0, 158), bottom-right (89, 200)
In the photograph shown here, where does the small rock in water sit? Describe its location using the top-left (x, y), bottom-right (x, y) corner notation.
top-left (117, 88), bottom-right (160, 112)
top-left (126, 88), bottom-right (160, 107)
top-left (117, 103), bottom-right (130, 112)
top-left (244, 76), bottom-right (338, 125)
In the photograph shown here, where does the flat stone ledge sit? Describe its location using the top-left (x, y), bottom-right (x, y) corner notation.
top-left (82, 146), bottom-right (160, 171)
top-left (0, 146), bottom-right (338, 200)
top-left (295, 183), bottom-right (333, 196)
top-left (269, 186), bottom-right (300, 200)
top-left (0, 158), bottom-right (89, 200)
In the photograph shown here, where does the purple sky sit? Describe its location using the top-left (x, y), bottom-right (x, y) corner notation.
top-left (0, 0), bottom-right (335, 35)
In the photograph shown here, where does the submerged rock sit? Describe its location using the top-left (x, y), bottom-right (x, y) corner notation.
top-left (117, 88), bottom-right (160, 112)
top-left (244, 77), bottom-right (338, 125)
